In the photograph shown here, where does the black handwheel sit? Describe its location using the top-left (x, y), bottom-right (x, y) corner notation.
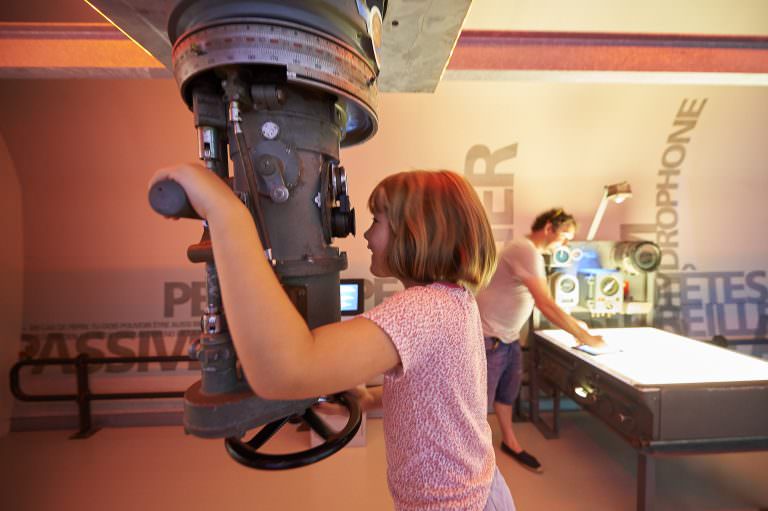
top-left (224, 391), bottom-right (362, 470)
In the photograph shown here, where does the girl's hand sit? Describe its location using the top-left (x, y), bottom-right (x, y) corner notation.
top-left (149, 163), bottom-right (239, 221)
top-left (349, 384), bottom-right (378, 412)
top-left (314, 385), bottom-right (377, 415)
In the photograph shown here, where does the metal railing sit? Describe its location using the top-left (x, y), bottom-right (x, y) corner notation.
top-left (10, 354), bottom-right (192, 439)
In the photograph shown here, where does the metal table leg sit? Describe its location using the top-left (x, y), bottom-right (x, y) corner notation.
top-left (530, 341), bottom-right (560, 439)
top-left (637, 452), bottom-right (656, 511)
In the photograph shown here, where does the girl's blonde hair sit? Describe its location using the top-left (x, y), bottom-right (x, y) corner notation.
top-left (368, 170), bottom-right (497, 293)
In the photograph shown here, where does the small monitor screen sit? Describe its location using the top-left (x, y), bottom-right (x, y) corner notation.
top-left (340, 279), bottom-right (365, 316)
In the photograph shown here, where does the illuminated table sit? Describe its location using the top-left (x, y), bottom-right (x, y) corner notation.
top-left (529, 327), bottom-right (768, 511)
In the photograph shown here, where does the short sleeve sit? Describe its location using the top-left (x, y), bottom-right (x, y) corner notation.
top-left (508, 242), bottom-right (544, 281)
top-left (361, 287), bottom-right (433, 376)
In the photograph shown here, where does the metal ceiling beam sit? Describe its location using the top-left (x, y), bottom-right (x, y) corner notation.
top-left (2, 22), bottom-right (767, 84)
top-left (85, 0), bottom-right (176, 69)
top-left (448, 31), bottom-right (768, 74)
top-left (377, 0), bottom-right (472, 92)
top-left (80, 0), bottom-right (473, 92)
top-left (0, 22), bottom-right (168, 79)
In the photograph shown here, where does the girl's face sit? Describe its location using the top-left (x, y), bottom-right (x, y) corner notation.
top-left (363, 211), bottom-right (391, 277)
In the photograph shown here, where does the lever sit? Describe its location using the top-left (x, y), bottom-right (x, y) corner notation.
top-left (148, 179), bottom-right (201, 220)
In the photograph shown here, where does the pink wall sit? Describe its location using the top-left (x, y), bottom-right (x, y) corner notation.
top-left (1, 77), bottom-right (766, 421)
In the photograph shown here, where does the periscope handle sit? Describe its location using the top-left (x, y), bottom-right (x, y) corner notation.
top-left (148, 179), bottom-right (201, 220)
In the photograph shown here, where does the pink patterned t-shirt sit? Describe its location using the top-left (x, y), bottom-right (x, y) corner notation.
top-left (362, 282), bottom-right (495, 511)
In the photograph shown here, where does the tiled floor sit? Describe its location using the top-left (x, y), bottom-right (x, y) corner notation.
top-left (1, 411), bottom-right (766, 511)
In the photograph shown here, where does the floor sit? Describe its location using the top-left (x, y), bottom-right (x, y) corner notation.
top-left (1, 411), bottom-right (767, 511)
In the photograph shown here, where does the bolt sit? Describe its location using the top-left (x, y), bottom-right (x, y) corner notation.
top-left (261, 121), bottom-right (279, 140)
top-left (271, 187), bottom-right (289, 203)
top-left (258, 156), bottom-right (276, 175)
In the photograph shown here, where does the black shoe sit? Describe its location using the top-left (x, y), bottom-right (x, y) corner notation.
top-left (500, 443), bottom-right (542, 473)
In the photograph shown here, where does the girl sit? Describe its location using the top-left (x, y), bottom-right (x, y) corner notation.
top-left (150, 165), bottom-right (515, 510)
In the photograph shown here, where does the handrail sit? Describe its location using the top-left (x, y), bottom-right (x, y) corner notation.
top-left (10, 353), bottom-right (193, 439)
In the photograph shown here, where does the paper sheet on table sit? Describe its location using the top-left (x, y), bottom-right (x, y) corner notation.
top-left (574, 343), bottom-right (623, 356)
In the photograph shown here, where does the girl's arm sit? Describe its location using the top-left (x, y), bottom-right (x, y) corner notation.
top-left (150, 163), bottom-right (400, 400)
